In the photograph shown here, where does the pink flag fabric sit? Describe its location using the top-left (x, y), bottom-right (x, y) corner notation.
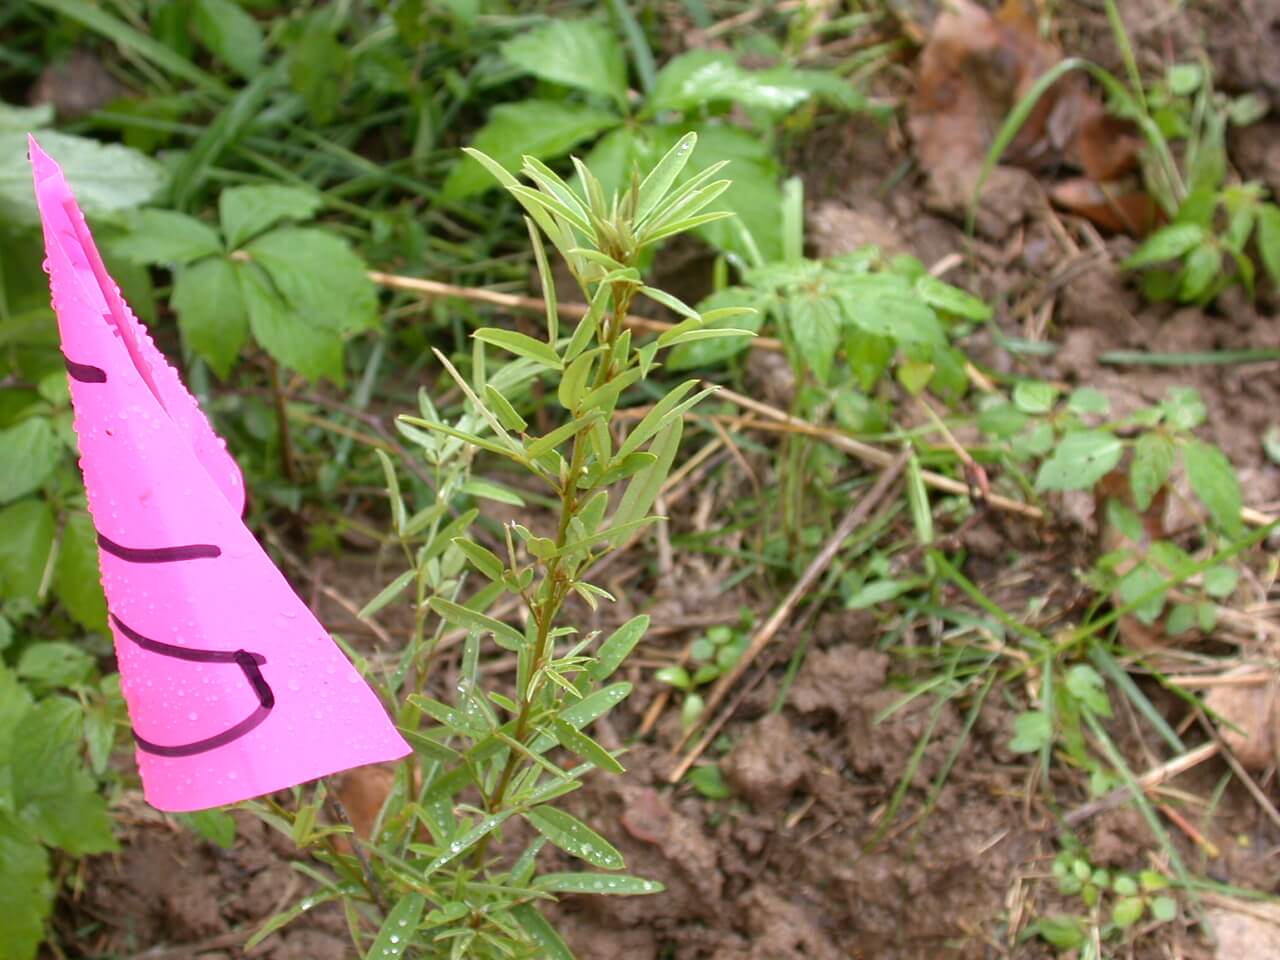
top-left (29, 135), bottom-right (410, 812)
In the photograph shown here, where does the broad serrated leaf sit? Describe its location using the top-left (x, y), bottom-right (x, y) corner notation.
top-left (913, 274), bottom-right (992, 320)
top-left (501, 20), bottom-right (627, 106)
top-left (1034, 430), bottom-right (1124, 492)
top-left (1183, 439), bottom-right (1243, 535)
top-left (1, 130), bottom-right (166, 226)
top-left (0, 419), bottom-right (60, 504)
top-left (1123, 222), bottom-right (1205, 269)
top-left (524, 806), bottom-right (623, 869)
top-left (220, 184), bottom-right (321, 248)
top-left (245, 227), bottom-right (377, 334)
top-left (114, 209), bottom-right (222, 265)
top-left (787, 294), bottom-right (840, 384)
top-left (444, 102), bottom-right (620, 199)
top-left (1130, 432), bottom-right (1175, 510)
top-left (17, 642), bottom-right (94, 689)
top-left (0, 498), bottom-right (54, 601)
top-left (193, 0), bottom-right (264, 78)
top-left (237, 261), bottom-right (344, 383)
top-left (0, 813), bottom-right (52, 960)
top-left (838, 279), bottom-right (946, 346)
top-left (173, 256), bottom-right (250, 378)
top-left (1257, 202), bottom-right (1280, 286)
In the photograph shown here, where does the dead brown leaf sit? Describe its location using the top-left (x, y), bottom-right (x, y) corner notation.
top-left (1206, 674), bottom-right (1280, 771)
top-left (908, 0), bottom-right (1156, 236)
top-left (908, 0), bottom-right (1087, 220)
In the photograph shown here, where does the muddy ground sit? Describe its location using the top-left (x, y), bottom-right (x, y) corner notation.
top-left (55, 2), bottom-right (1280, 958)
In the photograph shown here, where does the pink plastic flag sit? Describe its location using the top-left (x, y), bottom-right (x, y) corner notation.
top-left (29, 136), bottom-right (411, 812)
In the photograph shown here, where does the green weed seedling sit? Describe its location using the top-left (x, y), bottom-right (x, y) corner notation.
top-left (249, 133), bottom-right (754, 958)
top-left (980, 382), bottom-right (1244, 636)
top-left (1118, 60), bottom-right (1280, 305)
top-left (1029, 839), bottom-right (1178, 956)
top-left (655, 614), bottom-right (754, 731)
top-left (979, 2), bottom-right (1280, 306)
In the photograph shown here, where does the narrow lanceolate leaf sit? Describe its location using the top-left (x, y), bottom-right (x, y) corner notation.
top-left (431, 348), bottom-right (523, 453)
top-left (527, 216), bottom-right (559, 343)
top-left (550, 717), bottom-right (624, 773)
top-left (637, 132), bottom-right (697, 221)
top-left (525, 412), bottom-right (600, 460)
top-left (611, 417), bottom-right (683, 541)
top-left (511, 905), bottom-right (576, 960)
top-left (558, 348), bottom-right (599, 412)
top-left (397, 416), bottom-right (520, 460)
top-left (534, 873), bottom-right (664, 895)
top-left (564, 283), bottom-right (609, 362)
top-left (588, 615), bottom-right (649, 681)
top-left (530, 683), bottom-right (633, 755)
top-left (451, 538), bottom-right (505, 581)
top-left (365, 892), bottom-right (424, 960)
top-left (420, 811), bottom-right (515, 877)
top-left (429, 597), bottom-right (525, 651)
top-left (638, 284), bottom-right (700, 321)
top-left (359, 568), bottom-right (415, 620)
top-left (484, 384), bottom-right (528, 432)
top-left (375, 449), bottom-right (406, 533)
top-left (407, 695), bottom-right (491, 737)
top-left (473, 328), bottom-right (563, 369)
top-left (524, 806), bottom-right (623, 869)
top-left (616, 379), bottom-right (700, 460)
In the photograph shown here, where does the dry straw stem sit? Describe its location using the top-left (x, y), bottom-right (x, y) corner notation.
top-left (712, 385), bottom-right (1044, 519)
top-left (369, 271), bottom-right (785, 349)
top-left (1064, 740), bottom-right (1220, 826)
top-left (667, 450), bottom-right (911, 783)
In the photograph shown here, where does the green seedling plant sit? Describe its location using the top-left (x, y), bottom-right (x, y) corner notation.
top-left (654, 614), bottom-right (753, 731)
top-left (671, 177), bottom-right (991, 546)
top-left (1030, 839), bottom-right (1178, 956)
top-left (448, 15), bottom-right (868, 262)
top-left (1118, 61), bottom-right (1280, 304)
top-left (981, 382), bottom-right (1244, 635)
top-left (978, 1), bottom-right (1280, 305)
top-left (249, 133), bottom-right (753, 958)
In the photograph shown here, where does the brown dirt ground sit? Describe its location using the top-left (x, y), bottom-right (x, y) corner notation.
top-left (55, 2), bottom-right (1280, 958)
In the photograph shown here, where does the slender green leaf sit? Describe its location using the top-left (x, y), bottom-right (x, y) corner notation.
top-left (524, 806), bottom-right (623, 869)
top-left (429, 597), bottom-right (525, 651)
